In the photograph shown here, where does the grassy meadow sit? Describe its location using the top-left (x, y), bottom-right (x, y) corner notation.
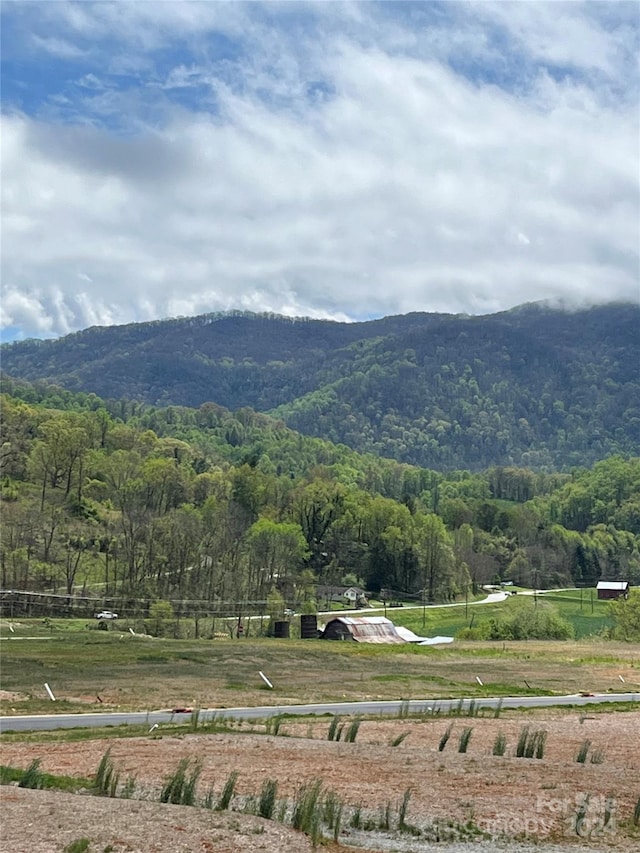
top-left (1, 605), bottom-right (638, 719)
top-left (386, 588), bottom-right (615, 639)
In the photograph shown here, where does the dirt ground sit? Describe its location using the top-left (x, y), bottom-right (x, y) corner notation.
top-left (1, 710), bottom-right (639, 852)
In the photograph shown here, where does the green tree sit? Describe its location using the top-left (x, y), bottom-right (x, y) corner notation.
top-left (610, 589), bottom-right (640, 641)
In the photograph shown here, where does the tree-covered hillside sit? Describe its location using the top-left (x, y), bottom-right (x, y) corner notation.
top-left (2, 303), bottom-right (639, 470)
top-left (1, 381), bottom-right (639, 623)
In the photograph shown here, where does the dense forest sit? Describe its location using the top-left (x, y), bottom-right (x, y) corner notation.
top-left (1, 379), bottom-right (639, 622)
top-left (2, 302), bottom-right (639, 470)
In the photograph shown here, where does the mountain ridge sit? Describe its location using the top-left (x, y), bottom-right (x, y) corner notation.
top-left (2, 301), bottom-right (638, 471)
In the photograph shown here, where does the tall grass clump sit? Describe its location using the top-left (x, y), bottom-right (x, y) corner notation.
top-left (189, 708), bottom-right (201, 731)
top-left (121, 775), bottom-right (137, 799)
top-left (532, 729), bottom-right (547, 759)
top-left (322, 789), bottom-right (344, 835)
top-left (575, 740), bottom-right (591, 763)
top-left (458, 727), bottom-right (473, 753)
top-left (216, 770), bottom-right (239, 811)
top-left (344, 718), bottom-right (362, 743)
top-left (589, 748), bottom-right (605, 765)
top-left (515, 726), bottom-right (530, 758)
top-left (438, 723), bottom-right (453, 752)
top-left (18, 758), bottom-right (44, 789)
top-left (266, 715), bottom-right (284, 736)
top-left (182, 760), bottom-right (202, 806)
top-left (160, 758), bottom-right (201, 805)
top-left (398, 788), bottom-right (412, 830)
top-left (378, 801), bottom-right (392, 830)
top-left (632, 796), bottom-right (640, 827)
top-left (515, 726), bottom-right (547, 759)
top-left (258, 778), bottom-right (278, 820)
top-left (291, 778), bottom-right (323, 835)
top-left (493, 698), bottom-right (503, 719)
top-left (327, 716), bottom-right (341, 741)
top-left (492, 732), bottom-right (507, 756)
top-left (350, 805), bottom-right (362, 829)
top-left (94, 748), bottom-right (119, 797)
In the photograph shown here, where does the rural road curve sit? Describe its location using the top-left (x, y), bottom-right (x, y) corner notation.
top-left (1, 693), bottom-right (636, 733)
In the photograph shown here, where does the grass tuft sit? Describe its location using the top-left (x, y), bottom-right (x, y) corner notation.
top-left (19, 758), bottom-right (44, 789)
top-left (94, 748), bottom-right (119, 797)
top-left (160, 757), bottom-right (201, 805)
top-left (398, 787), bottom-right (412, 830)
top-left (258, 778), bottom-right (278, 819)
top-left (216, 770), bottom-right (238, 811)
top-left (344, 718), bottom-right (362, 743)
top-left (458, 726), bottom-right (473, 753)
top-left (291, 778), bottom-right (323, 835)
top-left (575, 739), bottom-right (591, 764)
top-left (492, 732), bottom-right (507, 756)
top-left (438, 723), bottom-right (453, 752)
top-left (390, 731), bottom-right (410, 747)
top-left (327, 715), bottom-right (340, 741)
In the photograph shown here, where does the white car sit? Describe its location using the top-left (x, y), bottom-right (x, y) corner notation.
top-left (95, 610), bottom-right (118, 620)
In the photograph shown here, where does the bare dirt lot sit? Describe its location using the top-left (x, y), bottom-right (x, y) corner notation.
top-left (2, 709), bottom-right (639, 853)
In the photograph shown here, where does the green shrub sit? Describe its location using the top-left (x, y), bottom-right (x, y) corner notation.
top-left (485, 600), bottom-right (574, 641)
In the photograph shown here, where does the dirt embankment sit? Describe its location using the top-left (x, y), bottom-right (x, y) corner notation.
top-left (1, 710), bottom-right (639, 852)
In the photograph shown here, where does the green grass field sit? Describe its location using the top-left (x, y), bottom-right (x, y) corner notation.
top-left (1, 610), bottom-right (638, 718)
top-left (385, 589), bottom-right (614, 639)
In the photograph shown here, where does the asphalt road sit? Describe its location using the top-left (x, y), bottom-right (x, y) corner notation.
top-left (0, 693), bottom-right (636, 733)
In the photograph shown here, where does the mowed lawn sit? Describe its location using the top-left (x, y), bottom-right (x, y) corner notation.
top-left (1, 614), bottom-right (638, 717)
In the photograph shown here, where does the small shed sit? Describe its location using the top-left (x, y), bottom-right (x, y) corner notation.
top-left (596, 581), bottom-right (629, 600)
top-left (320, 616), bottom-right (405, 644)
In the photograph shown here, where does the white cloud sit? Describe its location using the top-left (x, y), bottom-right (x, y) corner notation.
top-left (1, 2), bottom-right (638, 339)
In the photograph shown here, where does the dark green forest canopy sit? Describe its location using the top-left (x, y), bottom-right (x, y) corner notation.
top-left (1, 380), bottom-right (639, 616)
top-left (3, 302), bottom-right (639, 470)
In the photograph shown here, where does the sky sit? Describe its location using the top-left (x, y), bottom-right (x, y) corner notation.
top-left (1, 1), bottom-right (639, 341)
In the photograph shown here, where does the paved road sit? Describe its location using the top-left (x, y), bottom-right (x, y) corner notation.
top-left (1, 692), bottom-right (636, 733)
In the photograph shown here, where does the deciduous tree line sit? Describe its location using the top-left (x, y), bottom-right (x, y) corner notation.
top-left (1, 387), bottom-right (639, 618)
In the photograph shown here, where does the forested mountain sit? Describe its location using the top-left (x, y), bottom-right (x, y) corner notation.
top-left (2, 302), bottom-right (639, 471)
top-left (1, 380), bottom-right (639, 618)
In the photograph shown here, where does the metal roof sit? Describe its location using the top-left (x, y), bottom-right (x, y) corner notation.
top-left (322, 616), bottom-right (405, 644)
top-left (596, 581), bottom-right (629, 590)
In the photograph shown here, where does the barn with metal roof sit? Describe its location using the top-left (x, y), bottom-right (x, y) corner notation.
top-left (319, 615), bottom-right (405, 644)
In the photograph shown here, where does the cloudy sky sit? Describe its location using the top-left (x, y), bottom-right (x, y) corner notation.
top-left (1, 1), bottom-right (639, 340)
